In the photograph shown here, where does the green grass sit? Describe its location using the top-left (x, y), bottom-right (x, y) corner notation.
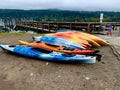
top-left (0, 31), bottom-right (49, 37)
top-left (0, 31), bottom-right (26, 36)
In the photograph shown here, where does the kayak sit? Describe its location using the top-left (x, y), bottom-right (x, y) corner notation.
top-left (54, 32), bottom-right (101, 47)
top-left (32, 36), bottom-right (85, 49)
top-left (46, 32), bottom-right (91, 48)
top-left (0, 44), bottom-right (96, 63)
top-left (45, 31), bottom-right (109, 47)
top-left (73, 31), bottom-right (110, 46)
top-left (18, 40), bottom-right (99, 55)
top-left (18, 40), bottom-right (66, 52)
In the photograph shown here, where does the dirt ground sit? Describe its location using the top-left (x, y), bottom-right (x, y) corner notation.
top-left (0, 33), bottom-right (120, 90)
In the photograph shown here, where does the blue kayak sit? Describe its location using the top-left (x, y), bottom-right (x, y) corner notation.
top-left (32, 36), bottom-right (85, 49)
top-left (0, 44), bottom-right (96, 63)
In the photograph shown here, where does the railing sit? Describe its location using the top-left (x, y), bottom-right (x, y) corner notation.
top-left (14, 21), bottom-right (120, 33)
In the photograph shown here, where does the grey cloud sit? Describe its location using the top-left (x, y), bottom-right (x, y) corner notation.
top-left (0, 0), bottom-right (120, 11)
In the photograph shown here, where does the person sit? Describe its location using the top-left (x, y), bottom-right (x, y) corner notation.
top-left (109, 24), bottom-right (113, 36)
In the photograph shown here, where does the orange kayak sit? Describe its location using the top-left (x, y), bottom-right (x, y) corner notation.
top-left (18, 40), bottom-right (64, 52)
top-left (18, 40), bottom-right (99, 55)
top-left (46, 32), bottom-right (91, 49)
top-left (72, 31), bottom-right (110, 46)
top-left (64, 32), bottom-right (101, 47)
top-left (46, 31), bottom-right (109, 46)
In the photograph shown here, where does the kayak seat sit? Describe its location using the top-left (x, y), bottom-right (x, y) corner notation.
top-left (63, 46), bottom-right (75, 51)
top-left (33, 48), bottom-right (53, 53)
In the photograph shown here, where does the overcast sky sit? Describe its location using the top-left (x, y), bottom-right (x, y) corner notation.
top-left (0, 0), bottom-right (120, 11)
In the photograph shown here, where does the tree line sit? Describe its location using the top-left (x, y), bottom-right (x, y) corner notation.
top-left (0, 9), bottom-right (120, 22)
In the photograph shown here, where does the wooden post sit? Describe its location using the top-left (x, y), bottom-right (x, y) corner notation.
top-left (93, 24), bottom-right (95, 32)
top-left (42, 22), bottom-right (44, 32)
top-left (87, 24), bottom-right (90, 33)
top-left (48, 23), bottom-right (50, 32)
top-left (70, 23), bottom-right (72, 30)
top-left (35, 22), bottom-right (38, 32)
top-left (36, 22), bottom-right (38, 29)
top-left (57, 23), bottom-right (60, 30)
top-left (31, 22), bottom-right (33, 28)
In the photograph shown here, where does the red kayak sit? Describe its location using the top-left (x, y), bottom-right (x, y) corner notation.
top-left (19, 40), bottom-right (99, 55)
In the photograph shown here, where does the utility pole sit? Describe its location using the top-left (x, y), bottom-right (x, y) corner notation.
top-left (100, 13), bottom-right (103, 23)
top-left (99, 13), bottom-right (104, 31)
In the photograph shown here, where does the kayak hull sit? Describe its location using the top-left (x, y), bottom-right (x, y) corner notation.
top-left (0, 44), bottom-right (96, 63)
top-left (32, 36), bottom-right (85, 49)
top-left (19, 40), bottom-right (99, 55)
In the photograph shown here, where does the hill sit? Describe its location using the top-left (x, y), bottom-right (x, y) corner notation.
top-left (0, 9), bottom-right (120, 22)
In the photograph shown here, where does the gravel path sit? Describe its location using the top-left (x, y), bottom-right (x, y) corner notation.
top-left (0, 34), bottom-right (120, 90)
